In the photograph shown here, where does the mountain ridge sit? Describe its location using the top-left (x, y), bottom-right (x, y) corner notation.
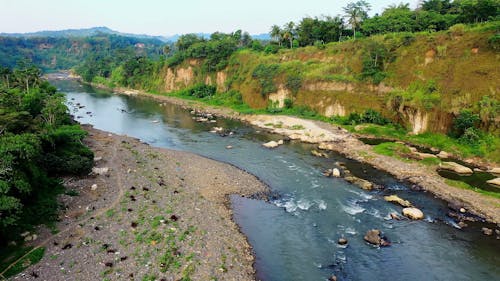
top-left (0, 27), bottom-right (270, 42)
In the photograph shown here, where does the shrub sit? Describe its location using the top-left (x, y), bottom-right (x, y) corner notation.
top-left (487, 34), bottom-right (500, 50)
top-left (264, 44), bottom-right (280, 54)
top-left (186, 83), bottom-right (216, 98)
top-left (452, 109), bottom-right (480, 138)
top-left (449, 24), bottom-right (466, 36)
top-left (285, 74), bottom-right (303, 94)
top-left (284, 98), bottom-right (293, 109)
top-left (459, 127), bottom-right (481, 145)
top-left (252, 64), bottom-right (280, 96)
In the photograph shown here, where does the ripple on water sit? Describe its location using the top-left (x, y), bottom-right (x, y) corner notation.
top-left (340, 199), bottom-right (366, 215)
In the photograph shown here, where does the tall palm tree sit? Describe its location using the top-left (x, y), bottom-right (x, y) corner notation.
top-left (270, 25), bottom-right (282, 46)
top-left (343, 0), bottom-right (371, 40)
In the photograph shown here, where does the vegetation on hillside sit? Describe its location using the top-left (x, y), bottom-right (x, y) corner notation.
top-left (0, 65), bottom-right (93, 245)
top-left (0, 33), bottom-right (164, 72)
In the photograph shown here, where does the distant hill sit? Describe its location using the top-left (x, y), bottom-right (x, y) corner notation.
top-left (0, 27), bottom-right (171, 42)
top-left (0, 27), bottom-right (271, 42)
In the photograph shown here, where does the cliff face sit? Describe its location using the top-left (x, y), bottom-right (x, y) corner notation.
top-left (160, 28), bottom-right (499, 134)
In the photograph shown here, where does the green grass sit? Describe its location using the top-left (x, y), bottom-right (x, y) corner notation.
top-left (420, 157), bottom-right (441, 166)
top-left (352, 124), bottom-right (500, 163)
top-left (1, 247), bottom-right (45, 278)
top-left (445, 179), bottom-right (500, 199)
top-left (373, 142), bottom-right (410, 158)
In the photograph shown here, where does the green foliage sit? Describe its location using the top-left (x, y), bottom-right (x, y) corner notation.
top-left (264, 44), bottom-right (280, 54)
top-left (334, 109), bottom-right (390, 126)
top-left (388, 81), bottom-right (441, 111)
top-left (285, 73), bottom-right (303, 94)
top-left (2, 247), bottom-right (45, 278)
top-left (284, 98), bottom-right (294, 109)
top-left (252, 64), bottom-right (280, 96)
top-left (360, 40), bottom-right (390, 84)
top-left (452, 109), bottom-right (480, 137)
top-left (0, 66), bottom-right (93, 244)
top-left (185, 83), bottom-right (216, 98)
top-left (487, 33), bottom-right (500, 50)
top-left (373, 142), bottom-right (411, 157)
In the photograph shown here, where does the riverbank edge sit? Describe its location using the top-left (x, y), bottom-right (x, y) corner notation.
top-left (83, 81), bottom-right (500, 224)
top-left (9, 125), bottom-right (269, 280)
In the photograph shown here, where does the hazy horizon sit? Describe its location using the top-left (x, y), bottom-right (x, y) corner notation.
top-left (1, 0), bottom-right (419, 36)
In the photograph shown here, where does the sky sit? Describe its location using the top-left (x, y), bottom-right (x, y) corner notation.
top-left (0, 0), bottom-right (420, 36)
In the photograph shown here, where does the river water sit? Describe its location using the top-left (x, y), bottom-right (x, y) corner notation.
top-left (55, 80), bottom-right (499, 281)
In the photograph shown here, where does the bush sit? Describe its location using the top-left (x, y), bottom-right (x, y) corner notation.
top-left (459, 127), bottom-right (481, 145)
top-left (452, 109), bottom-right (480, 138)
top-left (252, 64), bottom-right (280, 96)
top-left (264, 44), bottom-right (280, 54)
top-left (284, 98), bottom-right (293, 109)
top-left (449, 24), bottom-right (466, 36)
top-left (488, 34), bottom-right (500, 50)
top-left (186, 83), bottom-right (216, 98)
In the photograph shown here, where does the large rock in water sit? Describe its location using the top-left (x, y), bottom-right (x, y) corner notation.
top-left (384, 195), bottom-right (412, 207)
top-left (345, 176), bottom-right (374, 190)
top-left (364, 229), bottom-right (390, 247)
top-left (262, 141), bottom-right (279, 148)
top-left (402, 207), bottom-right (424, 220)
top-left (439, 162), bottom-right (473, 175)
top-left (487, 178), bottom-right (500, 188)
top-left (488, 167), bottom-right (500, 175)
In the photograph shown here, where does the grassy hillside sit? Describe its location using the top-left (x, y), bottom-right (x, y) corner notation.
top-left (162, 22), bottom-right (499, 135)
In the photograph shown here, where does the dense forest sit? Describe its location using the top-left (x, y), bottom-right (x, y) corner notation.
top-left (0, 33), bottom-right (165, 71)
top-left (0, 64), bottom-right (93, 245)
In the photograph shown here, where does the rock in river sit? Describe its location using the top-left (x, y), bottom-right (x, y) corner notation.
top-left (345, 176), bottom-right (374, 190)
top-left (364, 229), bottom-right (390, 247)
top-left (384, 195), bottom-right (413, 207)
top-left (402, 207), bottom-right (424, 220)
top-left (486, 178), bottom-right (500, 188)
top-left (439, 162), bottom-right (473, 175)
top-left (262, 141), bottom-right (279, 148)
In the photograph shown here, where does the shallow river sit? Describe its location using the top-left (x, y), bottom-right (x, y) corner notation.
top-left (55, 80), bottom-right (499, 281)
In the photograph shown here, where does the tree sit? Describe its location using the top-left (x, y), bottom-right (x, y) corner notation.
top-left (270, 25), bottom-right (283, 46)
top-left (343, 0), bottom-right (371, 39)
top-left (283, 21), bottom-right (296, 48)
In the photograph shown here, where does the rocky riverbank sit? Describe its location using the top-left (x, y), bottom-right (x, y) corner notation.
top-left (12, 126), bottom-right (267, 280)
top-left (90, 83), bottom-right (500, 224)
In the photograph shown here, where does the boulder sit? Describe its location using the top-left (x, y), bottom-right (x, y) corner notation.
top-left (91, 184), bottom-right (98, 191)
top-left (364, 229), bottom-right (390, 247)
top-left (437, 151), bottom-right (450, 159)
top-left (92, 167), bottom-right (109, 175)
top-left (390, 212), bottom-right (401, 220)
top-left (332, 168), bottom-right (341, 178)
top-left (402, 207), bottom-right (424, 220)
top-left (414, 152), bottom-right (438, 160)
top-left (323, 169), bottom-right (333, 177)
top-left (338, 238), bottom-right (348, 245)
top-left (439, 162), bottom-right (473, 175)
top-left (488, 167), bottom-right (500, 175)
top-left (345, 176), bottom-right (374, 190)
top-left (277, 140), bottom-right (284, 145)
top-left (329, 275), bottom-right (337, 281)
top-left (318, 142), bottom-right (335, 150)
top-left (384, 195), bottom-right (412, 207)
top-left (311, 150), bottom-right (328, 158)
top-left (486, 178), bottom-right (500, 188)
top-left (482, 227), bottom-right (493, 236)
top-left (225, 145), bottom-right (233, 149)
top-left (262, 141), bottom-right (279, 148)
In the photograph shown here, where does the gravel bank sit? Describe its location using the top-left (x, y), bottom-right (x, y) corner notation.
top-left (13, 126), bottom-right (267, 281)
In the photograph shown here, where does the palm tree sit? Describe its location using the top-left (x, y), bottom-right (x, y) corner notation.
top-left (270, 25), bottom-right (282, 46)
top-left (283, 21), bottom-right (296, 48)
top-left (343, 0), bottom-right (371, 39)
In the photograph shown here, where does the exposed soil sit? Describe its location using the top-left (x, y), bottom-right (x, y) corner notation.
top-left (11, 126), bottom-right (267, 281)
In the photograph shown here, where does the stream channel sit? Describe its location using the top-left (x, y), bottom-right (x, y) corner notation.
top-left (54, 80), bottom-right (499, 281)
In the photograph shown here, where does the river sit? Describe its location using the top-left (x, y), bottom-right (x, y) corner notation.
top-left (54, 80), bottom-right (499, 281)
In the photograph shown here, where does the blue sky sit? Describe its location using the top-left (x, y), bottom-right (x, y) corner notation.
top-left (0, 0), bottom-right (419, 35)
